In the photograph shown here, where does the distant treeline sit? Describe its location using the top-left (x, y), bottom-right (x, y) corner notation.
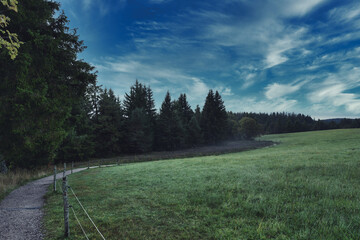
top-left (229, 112), bottom-right (360, 134)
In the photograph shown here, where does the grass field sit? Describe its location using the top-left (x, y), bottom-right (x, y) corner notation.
top-left (44, 129), bottom-right (360, 239)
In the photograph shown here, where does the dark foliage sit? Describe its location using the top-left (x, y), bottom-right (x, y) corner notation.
top-left (201, 90), bottom-right (227, 144)
top-left (0, 0), bottom-right (96, 168)
top-left (228, 112), bottom-right (360, 136)
top-left (93, 89), bottom-right (124, 156)
top-left (156, 92), bottom-right (185, 150)
top-left (123, 81), bottom-right (156, 153)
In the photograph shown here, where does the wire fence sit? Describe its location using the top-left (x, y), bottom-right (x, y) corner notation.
top-left (69, 186), bottom-right (106, 240)
top-left (55, 168), bottom-right (107, 239)
top-left (52, 161), bottom-right (130, 239)
top-left (70, 205), bottom-right (89, 240)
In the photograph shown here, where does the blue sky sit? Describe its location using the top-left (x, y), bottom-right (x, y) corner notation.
top-left (57, 0), bottom-right (360, 119)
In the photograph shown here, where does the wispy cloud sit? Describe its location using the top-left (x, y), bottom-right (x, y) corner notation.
top-left (133, 21), bottom-right (169, 31)
top-left (329, 2), bottom-right (360, 23)
top-left (265, 27), bottom-right (308, 68)
top-left (307, 66), bottom-right (360, 114)
top-left (226, 97), bottom-right (298, 113)
top-left (187, 78), bottom-right (209, 100)
top-left (265, 82), bottom-right (303, 100)
top-left (309, 83), bottom-right (360, 114)
top-left (82, 0), bottom-right (92, 10)
top-left (185, 4), bottom-right (316, 70)
top-left (241, 73), bottom-right (257, 89)
top-left (280, 0), bottom-right (326, 17)
top-left (309, 47), bottom-right (360, 69)
top-left (77, 0), bottom-right (126, 15)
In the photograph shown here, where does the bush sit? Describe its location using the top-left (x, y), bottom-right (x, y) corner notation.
top-left (240, 117), bottom-right (261, 140)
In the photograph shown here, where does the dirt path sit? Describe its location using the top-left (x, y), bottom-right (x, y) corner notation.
top-left (0, 168), bottom-right (88, 240)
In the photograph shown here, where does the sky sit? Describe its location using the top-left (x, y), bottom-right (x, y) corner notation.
top-left (57, 0), bottom-right (360, 119)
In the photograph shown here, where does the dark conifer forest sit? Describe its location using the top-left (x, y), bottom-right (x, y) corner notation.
top-left (1, 0), bottom-right (359, 169)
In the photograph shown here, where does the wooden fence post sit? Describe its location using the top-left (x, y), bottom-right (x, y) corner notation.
top-left (63, 162), bottom-right (66, 177)
top-left (62, 176), bottom-right (70, 237)
top-left (99, 159), bottom-right (101, 168)
top-left (71, 161), bottom-right (73, 174)
top-left (53, 165), bottom-right (57, 192)
top-left (87, 161), bottom-right (89, 169)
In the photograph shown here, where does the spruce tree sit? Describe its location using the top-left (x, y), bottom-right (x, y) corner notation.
top-left (214, 90), bottom-right (228, 140)
top-left (201, 90), bottom-right (215, 143)
top-left (157, 92), bottom-right (185, 150)
top-left (123, 81), bottom-right (156, 153)
top-left (201, 90), bottom-right (227, 144)
top-left (175, 94), bottom-right (193, 124)
top-left (93, 88), bottom-right (124, 156)
top-left (194, 105), bottom-right (202, 126)
top-left (174, 93), bottom-right (194, 147)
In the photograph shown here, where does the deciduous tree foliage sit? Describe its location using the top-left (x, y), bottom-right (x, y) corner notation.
top-left (0, 0), bottom-right (22, 59)
top-left (239, 117), bottom-right (261, 140)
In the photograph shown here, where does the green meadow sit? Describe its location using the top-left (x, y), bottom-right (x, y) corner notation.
top-left (44, 129), bottom-right (360, 239)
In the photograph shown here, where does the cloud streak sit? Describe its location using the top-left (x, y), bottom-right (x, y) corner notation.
top-left (308, 66), bottom-right (360, 114)
top-left (265, 83), bottom-right (302, 100)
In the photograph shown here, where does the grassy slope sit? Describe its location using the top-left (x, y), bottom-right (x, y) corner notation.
top-left (44, 129), bottom-right (360, 239)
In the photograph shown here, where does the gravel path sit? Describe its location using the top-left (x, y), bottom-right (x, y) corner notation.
top-left (0, 167), bottom-right (89, 240)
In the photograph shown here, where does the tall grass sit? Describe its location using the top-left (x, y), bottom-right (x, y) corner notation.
top-left (0, 165), bottom-right (64, 201)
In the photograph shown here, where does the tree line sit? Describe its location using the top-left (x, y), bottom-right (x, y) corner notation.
top-left (56, 81), bottom-right (230, 162)
top-left (228, 112), bottom-right (360, 135)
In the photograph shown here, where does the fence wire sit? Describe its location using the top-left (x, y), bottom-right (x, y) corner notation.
top-left (69, 186), bottom-right (106, 240)
top-left (71, 205), bottom-right (90, 240)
